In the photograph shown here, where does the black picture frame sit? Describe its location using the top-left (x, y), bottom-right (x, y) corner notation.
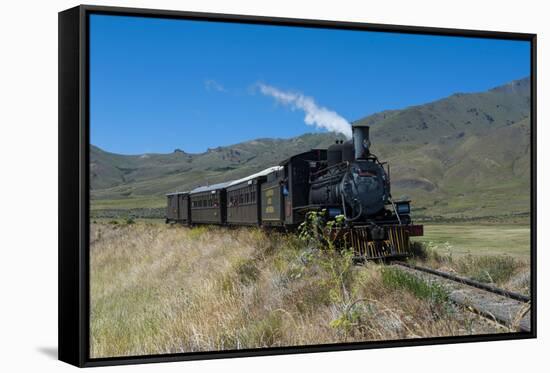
top-left (59, 4), bottom-right (537, 367)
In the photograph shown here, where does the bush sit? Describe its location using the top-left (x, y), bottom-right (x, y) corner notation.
top-left (409, 241), bottom-right (428, 260)
top-left (235, 258), bottom-right (260, 285)
top-left (329, 302), bottom-right (369, 334)
top-left (410, 241), bottom-right (446, 264)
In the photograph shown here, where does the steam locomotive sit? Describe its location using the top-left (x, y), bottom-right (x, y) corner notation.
top-left (166, 123), bottom-right (423, 260)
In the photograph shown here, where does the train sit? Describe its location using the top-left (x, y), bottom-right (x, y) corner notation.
top-left (166, 123), bottom-right (423, 260)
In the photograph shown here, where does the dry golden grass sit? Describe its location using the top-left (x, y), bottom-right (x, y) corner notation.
top-left (408, 242), bottom-right (531, 295)
top-left (90, 222), bottom-right (507, 358)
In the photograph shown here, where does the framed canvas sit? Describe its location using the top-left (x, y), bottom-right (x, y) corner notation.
top-left (58, 4), bottom-right (537, 367)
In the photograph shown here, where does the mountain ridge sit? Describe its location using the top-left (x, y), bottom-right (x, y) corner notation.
top-left (91, 77), bottom-right (531, 219)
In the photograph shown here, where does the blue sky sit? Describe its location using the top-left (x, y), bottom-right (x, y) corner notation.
top-left (90, 14), bottom-right (530, 154)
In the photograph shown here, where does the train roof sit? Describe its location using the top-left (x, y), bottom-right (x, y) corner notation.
top-left (169, 166), bottom-right (284, 196)
top-left (226, 166), bottom-right (283, 188)
top-left (165, 191), bottom-right (189, 196)
top-left (190, 181), bottom-right (234, 194)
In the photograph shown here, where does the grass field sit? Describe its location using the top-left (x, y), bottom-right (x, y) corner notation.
top-left (90, 196), bottom-right (164, 210)
top-left (413, 223), bottom-right (530, 259)
top-left (89, 221), bottom-right (531, 358)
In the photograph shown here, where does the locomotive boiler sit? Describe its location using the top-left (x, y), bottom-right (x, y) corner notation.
top-left (309, 124), bottom-right (393, 222)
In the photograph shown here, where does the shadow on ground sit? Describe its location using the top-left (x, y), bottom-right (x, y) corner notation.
top-left (37, 346), bottom-right (57, 360)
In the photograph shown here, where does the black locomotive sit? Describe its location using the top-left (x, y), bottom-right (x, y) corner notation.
top-left (166, 123), bottom-right (423, 260)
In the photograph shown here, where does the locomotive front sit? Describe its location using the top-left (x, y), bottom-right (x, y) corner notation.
top-left (309, 123), bottom-right (422, 259)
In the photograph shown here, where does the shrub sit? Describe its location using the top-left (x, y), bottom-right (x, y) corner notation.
top-left (235, 258), bottom-right (260, 285)
top-left (298, 211), bottom-right (354, 304)
top-left (411, 241), bottom-right (448, 264)
top-left (409, 241), bottom-right (428, 260)
top-left (329, 302), bottom-right (367, 334)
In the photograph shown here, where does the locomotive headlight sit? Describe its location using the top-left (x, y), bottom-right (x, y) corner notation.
top-left (396, 201), bottom-right (410, 214)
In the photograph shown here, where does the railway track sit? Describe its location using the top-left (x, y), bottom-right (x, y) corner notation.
top-left (392, 261), bottom-right (531, 332)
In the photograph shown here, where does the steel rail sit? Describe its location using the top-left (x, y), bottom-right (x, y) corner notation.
top-left (393, 261), bottom-right (530, 303)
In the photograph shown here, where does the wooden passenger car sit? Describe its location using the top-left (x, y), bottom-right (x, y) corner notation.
top-left (165, 192), bottom-right (190, 224)
top-left (227, 181), bottom-right (260, 225)
top-left (260, 168), bottom-right (285, 226)
top-left (189, 182), bottom-right (230, 225)
top-left (226, 167), bottom-right (282, 226)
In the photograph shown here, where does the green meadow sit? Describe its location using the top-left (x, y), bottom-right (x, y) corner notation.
top-left (413, 222), bottom-right (530, 259)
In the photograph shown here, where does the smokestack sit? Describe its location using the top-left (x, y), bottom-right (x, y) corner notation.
top-left (352, 123), bottom-right (370, 159)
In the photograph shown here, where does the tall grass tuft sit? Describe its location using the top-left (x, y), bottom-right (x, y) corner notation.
top-left (380, 267), bottom-right (449, 304)
top-left (454, 254), bottom-right (520, 284)
top-left (410, 241), bottom-right (446, 264)
top-left (410, 240), bottom-right (529, 293)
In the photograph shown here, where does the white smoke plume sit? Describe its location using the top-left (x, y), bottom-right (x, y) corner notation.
top-left (258, 83), bottom-right (352, 139)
